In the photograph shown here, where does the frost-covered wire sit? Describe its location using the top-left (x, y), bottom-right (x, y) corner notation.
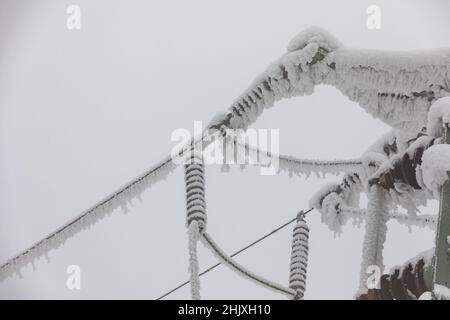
top-left (390, 212), bottom-right (437, 230)
top-left (289, 214), bottom-right (309, 299)
top-left (0, 154), bottom-right (179, 282)
top-left (0, 135), bottom-right (212, 281)
top-left (229, 139), bottom-right (365, 178)
top-left (187, 221), bottom-right (201, 300)
top-left (201, 232), bottom-right (296, 298)
top-left (279, 155), bottom-right (364, 178)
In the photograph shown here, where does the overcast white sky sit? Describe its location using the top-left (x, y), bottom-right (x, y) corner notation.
top-left (0, 0), bottom-right (449, 299)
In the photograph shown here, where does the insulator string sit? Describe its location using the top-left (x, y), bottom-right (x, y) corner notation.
top-left (289, 212), bottom-right (310, 299)
top-left (184, 146), bottom-right (208, 300)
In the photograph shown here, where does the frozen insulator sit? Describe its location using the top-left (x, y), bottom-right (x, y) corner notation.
top-left (289, 212), bottom-right (309, 299)
top-left (184, 147), bottom-right (207, 231)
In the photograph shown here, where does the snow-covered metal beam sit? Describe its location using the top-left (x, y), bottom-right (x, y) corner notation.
top-left (432, 108), bottom-right (450, 289)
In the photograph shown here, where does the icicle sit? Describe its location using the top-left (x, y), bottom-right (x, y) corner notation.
top-left (289, 212), bottom-right (310, 300)
top-left (184, 146), bottom-right (207, 299)
top-left (339, 207), bottom-right (437, 230)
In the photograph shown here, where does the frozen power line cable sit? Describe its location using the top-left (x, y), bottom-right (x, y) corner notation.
top-left (201, 232), bottom-right (297, 297)
top-left (0, 135), bottom-right (206, 280)
top-left (234, 140), bottom-right (365, 174)
top-left (155, 208), bottom-right (313, 300)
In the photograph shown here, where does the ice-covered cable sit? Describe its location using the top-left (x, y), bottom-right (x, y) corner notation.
top-left (0, 154), bottom-right (180, 282)
top-left (0, 135), bottom-right (212, 281)
top-left (229, 139), bottom-right (365, 178)
top-left (289, 214), bottom-right (310, 299)
top-left (187, 221), bottom-right (201, 300)
top-left (339, 207), bottom-right (436, 230)
top-left (201, 232), bottom-right (296, 298)
top-left (156, 210), bottom-right (313, 300)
